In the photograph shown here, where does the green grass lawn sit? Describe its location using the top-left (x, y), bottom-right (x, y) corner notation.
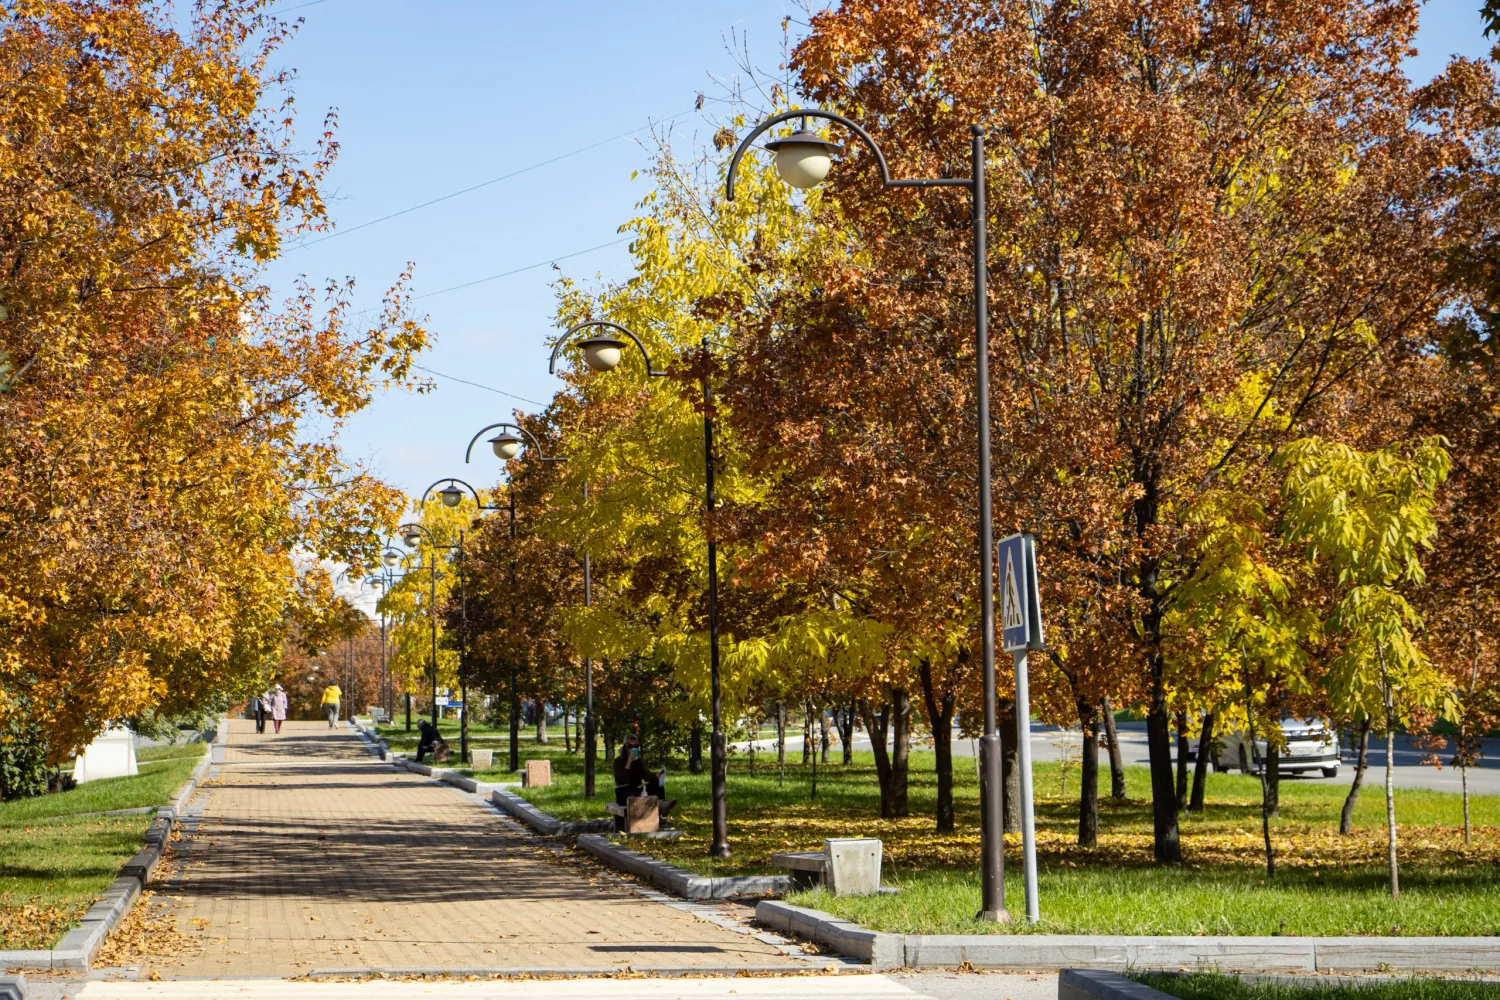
top-left (440, 729), bottom-right (1500, 937)
top-left (0, 752), bottom-right (202, 949)
top-left (1135, 972), bottom-right (1500, 999)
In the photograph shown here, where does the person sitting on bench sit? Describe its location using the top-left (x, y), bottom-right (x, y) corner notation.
top-left (613, 735), bottom-right (673, 829)
top-left (416, 719), bottom-right (449, 763)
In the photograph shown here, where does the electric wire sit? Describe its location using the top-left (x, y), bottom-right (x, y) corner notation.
top-left (292, 108), bottom-right (696, 250)
top-left (413, 236), bottom-right (631, 300)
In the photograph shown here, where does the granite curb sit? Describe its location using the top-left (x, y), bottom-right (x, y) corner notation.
top-left (1059, 969), bottom-right (1176, 1000)
top-left (0, 975), bottom-right (23, 1000)
top-left (1, 741), bottom-right (212, 972)
top-left (489, 788), bottom-right (614, 837)
top-left (753, 899), bottom-right (1500, 973)
top-left (577, 834), bottom-right (792, 901)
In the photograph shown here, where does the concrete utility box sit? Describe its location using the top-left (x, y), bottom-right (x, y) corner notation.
top-left (824, 837), bottom-right (882, 896)
top-left (74, 726), bottom-right (138, 783)
top-left (625, 795), bottom-right (660, 834)
top-left (470, 748), bottom-right (494, 770)
top-left (523, 759), bottom-right (551, 787)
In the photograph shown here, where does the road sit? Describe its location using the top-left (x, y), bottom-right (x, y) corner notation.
top-left (741, 722), bottom-right (1500, 795)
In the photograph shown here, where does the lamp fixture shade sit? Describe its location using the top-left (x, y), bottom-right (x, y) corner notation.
top-left (439, 484), bottom-right (464, 508)
top-left (577, 336), bottom-right (625, 372)
top-left (381, 549), bottom-right (401, 567)
top-left (402, 530), bottom-right (422, 547)
top-left (489, 432), bottom-right (523, 460)
top-left (764, 130), bottom-right (839, 189)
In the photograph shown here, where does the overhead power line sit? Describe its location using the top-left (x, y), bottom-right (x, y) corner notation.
top-left (413, 237), bottom-right (631, 300)
top-left (293, 108), bottom-right (696, 250)
top-left (411, 366), bottom-right (548, 408)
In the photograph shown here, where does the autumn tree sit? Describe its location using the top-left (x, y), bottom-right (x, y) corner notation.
top-left (760, 0), bottom-right (1476, 864)
top-left (0, 0), bottom-right (426, 770)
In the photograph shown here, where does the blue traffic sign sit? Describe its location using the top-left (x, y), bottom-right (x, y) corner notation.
top-left (997, 532), bottom-right (1043, 652)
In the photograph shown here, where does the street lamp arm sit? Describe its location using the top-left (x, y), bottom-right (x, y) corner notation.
top-left (725, 108), bottom-right (973, 200)
top-left (417, 477), bottom-right (501, 511)
top-left (463, 422), bottom-right (564, 464)
top-left (548, 320), bottom-right (668, 377)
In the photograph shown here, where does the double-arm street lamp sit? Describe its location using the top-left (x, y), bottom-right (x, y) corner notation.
top-left (549, 320), bottom-right (731, 858)
top-left (727, 109), bottom-right (1027, 921)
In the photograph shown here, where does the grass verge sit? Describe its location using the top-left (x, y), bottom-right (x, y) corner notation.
top-left (409, 728), bottom-right (1500, 936)
top-left (0, 752), bottom-right (201, 950)
top-left (1134, 971), bottom-right (1500, 999)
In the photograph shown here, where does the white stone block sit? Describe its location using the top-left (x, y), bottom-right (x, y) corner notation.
top-left (823, 837), bottom-right (882, 896)
top-left (73, 726), bottom-right (138, 783)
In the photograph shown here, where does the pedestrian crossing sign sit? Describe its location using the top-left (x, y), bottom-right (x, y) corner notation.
top-left (998, 532), bottom-right (1043, 652)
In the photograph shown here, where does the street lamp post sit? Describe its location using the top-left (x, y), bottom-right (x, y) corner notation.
top-left (397, 521), bottom-right (443, 735)
top-left (465, 422), bottom-right (566, 777)
top-left (415, 478), bottom-right (503, 765)
top-left (549, 320), bottom-right (731, 857)
top-left (728, 110), bottom-right (1012, 920)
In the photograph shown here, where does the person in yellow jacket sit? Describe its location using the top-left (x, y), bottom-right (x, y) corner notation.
top-left (321, 684), bottom-right (342, 728)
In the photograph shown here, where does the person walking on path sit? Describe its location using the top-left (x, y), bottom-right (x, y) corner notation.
top-left (250, 692), bottom-right (267, 734)
top-left (267, 684), bottom-right (288, 734)
top-left (321, 683), bottom-right (342, 728)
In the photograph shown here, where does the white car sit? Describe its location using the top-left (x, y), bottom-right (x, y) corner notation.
top-left (1208, 716), bottom-right (1341, 778)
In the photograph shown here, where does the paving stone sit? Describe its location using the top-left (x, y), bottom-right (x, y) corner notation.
top-left (137, 721), bottom-right (800, 978)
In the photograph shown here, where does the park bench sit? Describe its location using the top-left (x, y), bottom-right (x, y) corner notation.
top-left (771, 838), bottom-right (884, 896)
top-left (367, 707), bottom-right (390, 724)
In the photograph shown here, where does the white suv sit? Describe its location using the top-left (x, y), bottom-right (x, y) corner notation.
top-left (1209, 716), bottom-right (1341, 778)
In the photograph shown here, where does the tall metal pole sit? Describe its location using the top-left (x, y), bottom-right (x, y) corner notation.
top-left (1014, 647), bottom-right (1039, 921)
top-left (508, 489), bottom-right (520, 774)
top-left (380, 606), bottom-right (388, 720)
top-left (703, 337), bottom-right (730, 858)
top-left (970, 126), bottom-right (1009, 923)
top-left (429, 552), bottom-right (439, 730)
top-left (583, 484), bottom-right (596, 799)
top-left (459, 529), bottom-right (469, 764)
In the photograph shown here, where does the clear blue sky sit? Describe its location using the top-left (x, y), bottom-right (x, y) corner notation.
top-left (265, 1), bottom-right (1492, 513)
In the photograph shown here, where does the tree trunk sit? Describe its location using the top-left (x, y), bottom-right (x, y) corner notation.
top-left (819, 709), bottom-right (831, 763)
top-left (802, 701), bottom-right (812, 766)
top-left (1189, 712), bottom-right (1214, 813)
top-left (1000, 698), bottom-right (1021, 832)
top-left (841, 703), bottom-right (855, 765)
top-left (1175, 711), bottom-right (1190, 810)
top-left (1102, 696), bottom-right (1126, 800)
top-left (535, 701), bottom-right (547, 744)
top-left (1382, 660), bottom-right (1400, 898)
top-left (689, 721), bottom-right (704, 774)
top-left (918, 661), bottom-right (956, 834)
top-left (858, 698), bottom-right (896, 819)
top-left (1250, 715), bottom-right (1275, 880)
top-left (1077, 698), bottom-right (1100, 848)
top-left (775, 701), bottom-right (786, 786)
top-left (563, 704), bottom-right (571, 753)
top-left (1146, 683), bottom-right (1183, 862)
top-left (1266, 743), bottom-right (1280, 819)
top-left (890, 687), bottom-right (911, 818)
top-left (1340, 716), bottom-right (1371, 835)
top-left (508, 668), bottom-right (521, 773)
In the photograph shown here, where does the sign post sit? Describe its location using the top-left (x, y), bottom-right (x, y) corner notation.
top-left (997, 531), bottom-right (1043, 924)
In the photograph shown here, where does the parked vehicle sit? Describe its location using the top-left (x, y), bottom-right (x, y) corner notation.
top-left (1205, 716), bottom-right (1341, 778)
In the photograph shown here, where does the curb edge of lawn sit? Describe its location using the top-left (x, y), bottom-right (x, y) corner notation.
top-left (754, 898), bottom-right (1500, 974)
top-left (0, 725), bottom-right (221, 973)
top-left (574, 834), bottom-right (794, 901)
top-left (1059, 969), bottom-right (1177, 1000)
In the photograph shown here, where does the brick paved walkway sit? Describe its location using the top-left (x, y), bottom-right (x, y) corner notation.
top-left (139, 721), bottom-right (802, 977)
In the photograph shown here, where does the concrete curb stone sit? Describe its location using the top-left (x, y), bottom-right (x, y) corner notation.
top-left (2, 742), bottom-right (210, 971)
top-left (490, 789), bottom-right (613, 837)
top-left (1059, 969), bottom-right (1177, 1000)
top-left (0, 974), bottom-right (25, 1000)
top-left (752, 900), bottom-right (1500, 974)
top-left (579, 835), bottom-right (792, 901)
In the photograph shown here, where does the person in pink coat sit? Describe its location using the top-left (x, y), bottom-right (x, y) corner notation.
top-left (267, 684), bottom-right (288, 733)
